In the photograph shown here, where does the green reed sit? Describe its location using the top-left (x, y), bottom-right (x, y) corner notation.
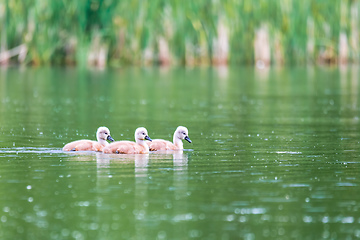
top-left (0, 0), bottom-right (355, 66)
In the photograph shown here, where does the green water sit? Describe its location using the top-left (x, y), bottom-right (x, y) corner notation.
top-left (0, 66), bottom-right (360, 240)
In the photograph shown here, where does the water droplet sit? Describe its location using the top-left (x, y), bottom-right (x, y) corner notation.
top-left (189, 229), bottom-right (201, 238)
top-left (61, 229), bottom-right (70, 237)
top-left (226, 215), bottom-right (235, 221)
top-left (239, 216), bottom-right (247, 222)
top-left (89, 223), bottom-right (98, 230)
top-left (322, 216), bottom-right (329, 223)
top-left (71, 231), bottom-right (84, 240)
top-left (157, 231), bottom-right (167, 240)
top-left (342, 216), bottom-right (354, 223)
top-left (303, 216), bottom-right (312, 223)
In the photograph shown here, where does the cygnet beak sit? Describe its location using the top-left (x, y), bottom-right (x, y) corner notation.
top-left (145, 135), bottom-right (152, 141)
top-left (184, 136), bottom-right (192, 143)
top-left (107, 135), bottom-right (115, 142)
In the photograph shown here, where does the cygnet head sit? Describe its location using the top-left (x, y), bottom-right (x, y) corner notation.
top-left (97, 126), bottom-right (115, 142)
top-left (135, 127), bottom-right (152, 142)
top-left (175, 126), bottom-right (192, 143)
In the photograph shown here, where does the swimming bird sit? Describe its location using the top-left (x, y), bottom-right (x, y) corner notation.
top-left (102, 127), bottom-right (152, 154)
top-left (148, 126), bottom-right (191, 151)
top-left (63, 126), bottom-right (115, 152)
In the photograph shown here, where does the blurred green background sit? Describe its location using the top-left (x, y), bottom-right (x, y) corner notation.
top-left (0, 0), bottom-right (358, 67)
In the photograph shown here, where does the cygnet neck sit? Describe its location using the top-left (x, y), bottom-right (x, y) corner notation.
top-left (136, 138), bottom-right (150, 152)
top-left (173, 133), bottom-right (184, 149)
top-left (97, 137), bottom-right (109, 146)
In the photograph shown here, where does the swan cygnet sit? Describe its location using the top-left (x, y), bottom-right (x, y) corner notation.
top-left (102, 127), bottom-right (152, 154)
top-left (63, 126), bottom-right (115, 152)
top-left (148, 126), bottom-right (191, 151)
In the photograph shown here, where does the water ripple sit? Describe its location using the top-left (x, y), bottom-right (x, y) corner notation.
top-left (0, 147), bottom-right (62, 154)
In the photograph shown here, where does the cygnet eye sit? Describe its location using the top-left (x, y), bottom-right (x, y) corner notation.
top-left (142, 132), bottom-right (145, 135)
top-left (183, 132), bottom-right (186, 135)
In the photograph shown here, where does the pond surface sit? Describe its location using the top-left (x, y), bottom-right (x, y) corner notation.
top-left (1, 66), bottom-right (360, 240)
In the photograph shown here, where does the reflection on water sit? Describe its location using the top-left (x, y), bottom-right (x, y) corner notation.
top-left (1, 67), bottom-right (360, 239)
top-left (93, 151), bottom-right (191, 239)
